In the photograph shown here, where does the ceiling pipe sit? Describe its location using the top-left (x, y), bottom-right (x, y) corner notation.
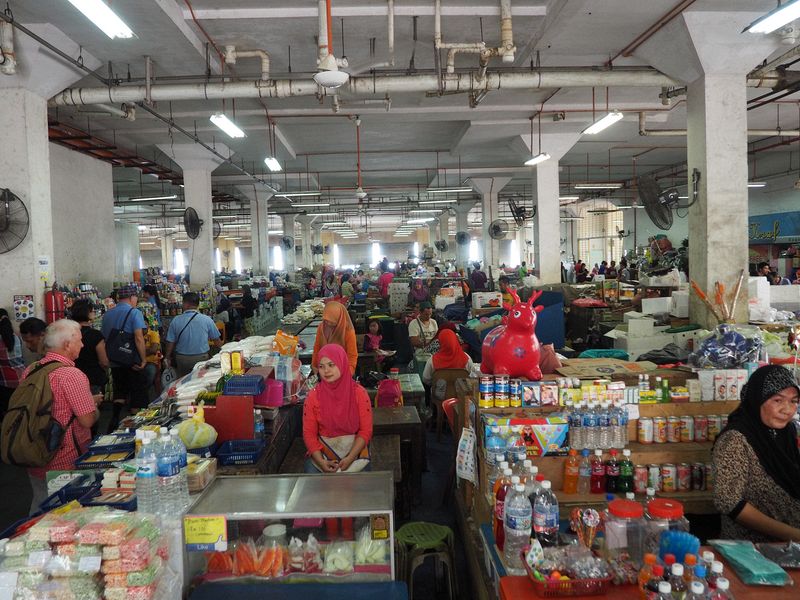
top-left (750, 44), bottom-right (800, 78)
top-left (224, 46), bottom-right (271, 80)
top-left (0, 20), bottom-right (16, 75)
top-left (90, 103), bottom-right (135, 120)
top-left (50, 69), bottom-right (682, 106)
top-left (638, 111), bottom-right (800, 137)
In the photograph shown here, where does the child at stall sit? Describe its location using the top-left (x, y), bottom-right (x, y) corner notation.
top-left (363, 319), bottom-right (391, 371)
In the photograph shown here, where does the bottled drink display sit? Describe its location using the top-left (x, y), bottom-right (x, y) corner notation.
top-left (563, 449), bottom-right (580, 494)
top-left (254, 409), bottom-right (265, 440)
top-left (584, 403), bottom-right (599, 449)
top-left (170, 428), bottom-right (191, 510)
top-left (135, 437), bottom-right (158, 514)
top-left (590, 449), bottom-right (606, 494)
top-left (532, 480), bottom-right (559, 547)
top-left (686, 581), bottom-right (706, 600)
top-left (597, 402), bottom-right (611, 449)
top-left (577, 449), bottom-right (591, 494)
top-left (654, 581), bottom-right (672, 600)
top-left (568, 402), bottom-right (583, 450)
top-left (668, 563), bottom-right (688, 600)
top-left (503, 484), bottom-right (532, 569)
top-left (707, 577), bottom-right (733, 600)
top-left (638, 553), bottom-right (657, 598)
top-left (155, 430), bottom-right (183, 516)
top-left (493, 469), bottom-right (514, 551)
top-left (618, 448), bottom-right (634, 493)
top-left (707, 561), bottom-right (724, 590)
top-left (605, 449), bottom-right (620, 493)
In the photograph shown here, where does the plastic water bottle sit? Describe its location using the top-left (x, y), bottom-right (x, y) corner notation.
top-left (569, 402), bottom-right (583, 450)
top-left (686, 581), bottom-right (707, 600)
top-left (707, 577), bottom-right (733, 600)
top-left (577, 449), bottom-right (591, 494)
top-left (503, 484), bottom-right (532, 570)
top-left (597, 402), bottom-right (611, 449)
top-left (584, 403), bottom-right (598, 449)
top-left (617, 402), bottom-right (629, 448)
top-left (156, 431), bottom-right (183, 515)
top-left (524, 466), bottom-right (539, 498)
top-left (170, 429), bottom-right (191, 510)
top-left (487, 454), bottom-right (506, 501)
top-left (532, 480), bottom-right (559, 547)
top-left (135, 437), bottom-right (159, 514)
top-left (511, 451), bottom-right (527, 478)
top-left (254, 409), bottom-right (265, 440)
top-left (654, 581), bottom-right (673, 600)
top-left (486, 426), bottom-right (507, 461)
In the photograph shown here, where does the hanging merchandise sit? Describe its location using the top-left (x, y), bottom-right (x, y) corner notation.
top-left (456, 427), bottom-right (477, 484)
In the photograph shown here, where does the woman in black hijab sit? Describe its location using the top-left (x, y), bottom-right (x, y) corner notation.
top-left (712, 365), bottom-right (800, 542)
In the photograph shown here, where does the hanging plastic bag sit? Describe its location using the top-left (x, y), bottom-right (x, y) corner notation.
top-left (456, 427), bottom-right (477, 484)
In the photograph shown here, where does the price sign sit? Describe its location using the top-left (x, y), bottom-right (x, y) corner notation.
top-left (184, 515), bottom-right (228, 552)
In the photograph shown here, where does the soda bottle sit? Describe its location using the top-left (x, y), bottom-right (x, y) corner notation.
top-left (668, 563), bottom-right (688, 600)
top-left (532, 480), bottom-right (559, 547)
top-left (618, 448), bottom-right (634, 493)
top-left (662, 377), bottom-right (670, 403)
top-left (590, 449), bottom-right (606, 494)
top-left (655, 377), bottom-right (663, 403)
top-left (645, 566), bottom-right (666, 598)
top-left (563, 449), bottom-right (580, 494)
top-left (503, 484), bottom-right (532, 570)
top-left (683, 554), bottom-right (697, 583)
top-left (493, 469), bottom-right (514, 550)
top-left (686, 581), bottom-right (706, 600)
top-left (707, 577), bottom-right (733, 600)
top-left (605, 449), bottom-right (620, 493)
top-left (135, 437), bottom-right (159, 514)
top-left (492, 461), bottom-right (510, 505)
top-left (638, 553), bottom-right (657, 600)
top-left (663, 554), bottom-right (676, 571)
top-left (577, 449), bottom-right (591, 494)
top-left (654, 581), bottom-right (672, 600)
top-left (487, 455), bottom-right (507, 502)
top-left (692, 565), bottom-right (708, 588)
top-left (707, 561), bottom-right (724, 590)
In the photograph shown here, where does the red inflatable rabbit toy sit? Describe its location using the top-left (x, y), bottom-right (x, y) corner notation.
top-left (480, 287), bottom-right (544, 381)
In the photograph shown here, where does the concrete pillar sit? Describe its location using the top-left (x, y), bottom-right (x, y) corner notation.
top-left (280, 214), bottom-right (297, 279)
top-left (632, 11), bottom-right (778, 326)
top-left (428, 218), bottom-right (440, 258)
top-left (453, 201), bottom-right (476, 269)
top-left (251, 193), bottom-right (271, 275)
top-left (296, 215), bottom-right (315, 270)
top-left (533, 161), bottom-right (562, 284)
top-left (160, 235), bottom-right (174, 272)
top-left (471, 177), bottom-right (511, 270)
top-left (0, 26), bottom-right (100, 315)
top-left (311, 221), bottom-right (324, 268)
top-left (159, 144), bottom-right (226, 289)
top-left (438, 212), bottom-right (451, 261)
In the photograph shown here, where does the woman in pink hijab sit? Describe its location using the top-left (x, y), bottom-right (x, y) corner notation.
top-left (302, 344), bottom-right (373, 473)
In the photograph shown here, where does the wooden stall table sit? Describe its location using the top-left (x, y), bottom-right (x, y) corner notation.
top-left (374, 406), bottom-right (426, 499)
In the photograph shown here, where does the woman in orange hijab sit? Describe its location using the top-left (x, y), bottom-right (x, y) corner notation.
top-left (312, 301), bottom-right (358, 375)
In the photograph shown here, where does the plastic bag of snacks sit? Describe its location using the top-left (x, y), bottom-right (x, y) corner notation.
top-left (177, 405), bottom-right (218, 449)
top-left (689, 324), bottom-right (763, 369)
top-left (354, 526), bottom-right (387, 565)
top-left (323, 541), bottom-right (354, 574)
top-left (273, 329), bottom-right (299, 357)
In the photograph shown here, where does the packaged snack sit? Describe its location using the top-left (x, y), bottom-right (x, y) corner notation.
top-left (304, 534), bottom-right (323, 573)
top-left (104, 572), bottom-right (128, 587)
top-left (101, 559), bottom-right (123, 574)
top-left (127, 583), bottom-right (157, 600)
top-left (103, 545), bottom-right (121, 560)
top-left (354, 526), bottom-right (388, 565)
top-left (99, 520), bottom-right (134, 546)
top-left (104, 587), bottom-right (127, 600)
top-left (4, 535), bottom-right (28, 556)
top-left (76, 522), bottom-right (104, 545)
top-left (323, 541), bottom-right (354, 573)
top-left (288, 537), bottom-right (304, 571)
top-left (127, 556), bottom-right (162, 586)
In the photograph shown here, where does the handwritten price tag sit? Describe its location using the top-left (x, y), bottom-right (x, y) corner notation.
top-left (183, 515), bottom-right (227, 552)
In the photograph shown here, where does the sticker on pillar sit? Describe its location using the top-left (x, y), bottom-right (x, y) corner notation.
top-left (37, 255), bottom-right (51, 284)
top-left (13, 295), bottom-right (34, 321)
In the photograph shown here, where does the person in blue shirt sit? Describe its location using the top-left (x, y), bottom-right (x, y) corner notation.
top-left (141, 285), bottom-right (162, 330)
top-left (164, 292), bottom-right (222, 377)
top-left (101, 286), bottom-right (148, 431)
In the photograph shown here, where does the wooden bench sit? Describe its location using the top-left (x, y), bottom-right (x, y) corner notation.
top-left (279, 435), bottom-right (402, 484)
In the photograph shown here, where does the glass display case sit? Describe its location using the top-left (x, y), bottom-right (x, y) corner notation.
top-left (183, 473), bottom-right (395, 589)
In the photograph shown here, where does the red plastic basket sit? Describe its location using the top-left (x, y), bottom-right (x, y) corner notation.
top-left (522, 553), bottom-right (612, 597)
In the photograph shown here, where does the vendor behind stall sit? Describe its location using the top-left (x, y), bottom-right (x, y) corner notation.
top-left (498, 276), bottom-right (513, 305)
top-left (303, 344), bottom-right (373, 473)
top-left (407, 278), bottom-right (430, 306)
top-left (340, 273), bottom-right (355, 298)
top-left (421, 329), bottom-right (473, 385)
top-left (408, 301), bottom-right (438, 352)
top-left (712, 365), bottom-right (800, 542)
top-left (312, 301), bottom-right (358, 375)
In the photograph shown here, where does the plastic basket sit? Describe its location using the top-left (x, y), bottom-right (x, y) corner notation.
top-left (223, 374), bottom-right (265, 396)
top-left (187, 443), bottom-right (217, 458)
top-left (88, 432), bottom-right (136, 453)
top-left (79, 488), bottom-right (137, 511)
top-left (74, 449), bottom-right (134, 470)
top-left (216, 439), bottom-right (265, 466)
top-left (522, 554), bottom-right (612, 597)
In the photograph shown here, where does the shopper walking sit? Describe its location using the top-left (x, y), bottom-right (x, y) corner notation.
top-left (0, 309), bottom-right (24, 418)
top-left (165, 292), bottom-right (222, 377)
top-left (21, 319), bottom-right (101, 513)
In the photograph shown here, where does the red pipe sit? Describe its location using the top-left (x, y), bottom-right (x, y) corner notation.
top-left (326, 0), bottom-right (334, 55)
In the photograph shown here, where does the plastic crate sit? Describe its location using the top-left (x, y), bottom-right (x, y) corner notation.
top-left (522, 554), bottom-right (611, 597)
top-left (187, 443), bottom-right (217, 458)
top-left (79, 488), bottom-right (137, 511)
top-left (74, 449), bottom-right (134, 470)
top-left (223, 374), bottom-right (265, 396)
top-left (216, 439), bottom-right (265, 466)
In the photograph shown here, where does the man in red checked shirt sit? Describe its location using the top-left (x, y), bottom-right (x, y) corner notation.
top-left (24, 319), bottom-right (101, 514)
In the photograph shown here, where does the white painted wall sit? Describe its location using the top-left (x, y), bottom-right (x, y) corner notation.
top-left (49, 143), bottom-right (115, 291)
top-left (623, 208), bottom-right (689, 252)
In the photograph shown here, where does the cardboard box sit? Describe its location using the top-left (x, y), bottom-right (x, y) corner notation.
top-left (482, 414), bottom-right (568, 457)
top-left (697, 370), bottom-right (716, 401)
top-left (556, 358), bottom-right (657, 378)
top-left (641, 296), bottom-right (673, 315)
top-left (671, 291), bottom-right (689, 318)
top-left (472, 291), bottom-right (503, 309)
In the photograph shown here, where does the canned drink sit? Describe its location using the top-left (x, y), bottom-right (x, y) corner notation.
top-left (494, 375), bottom-right (510, 395)
top-left (694, 415), bottom-right (708, 442)
top-left (509, 384), bottom-right (522, 408)
top-left (479, 376), bottom-right (493, 395)
top-left (648, 464), bottom-right (662, 492)
top-left (509, 379), bottom-right (521, 396)
top-left (692, 463), bottom-right (705, 491)
top-left (653, 417), bottom-right (668, 444)
top-left (679, 415), bottom-right (694, 443)
top-left (667, 417), bottom-right (681, 443)
top-left (479, 392), bottom-right (494, 409)
top-left (677, 463), bottom-right (692, 491)
top-left (634, 465), bottom-right (649, 494)
top-left (707, 415), bottom-right (722, 442)
top-left (638, 417), bottom-right (654, 444)
top-left (661, 464), bottom-right (677, 492)
top-left (705, 464), bottom-right (714, 491)
top-left (494, 391), bottom-right (510, 408)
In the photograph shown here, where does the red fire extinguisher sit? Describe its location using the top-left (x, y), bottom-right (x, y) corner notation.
top-left (44, 283), bottom-right (66, 324)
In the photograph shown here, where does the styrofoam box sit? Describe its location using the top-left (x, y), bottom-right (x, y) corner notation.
top-left (641, 296), bottom-right (673, 315)
top-left (627, 318), bottom-right (655, 338)
top-left (671, 290), bottom-right (689, 318)
top-left (769, 284), bottom-right (800, 309)
top-left (696, 370), bottom-right (716, 401)
top-left (748, 276), bottom-right (770, 305)
top-left (624, 311), bottom-right (647, 323)
top-left (472, 291), bottom-right (503, 308)
top-left (672, 330), bottom-right (701, 350)
top-left (613, 333), bottom-right (673, 360)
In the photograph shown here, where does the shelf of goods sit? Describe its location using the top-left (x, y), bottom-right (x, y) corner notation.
top-left (183, 473), bottom-right (396, 592)
top-left (463, 376), bottom-right (739, 522)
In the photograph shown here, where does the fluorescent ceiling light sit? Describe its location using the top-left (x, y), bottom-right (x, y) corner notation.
top-left (419, 198), bottom-right (458, 205)
top-left (617, 205), bottom-right (646, 209)
top-left (574, 183), bottom-right (624, 190)
top-left (137, 225), bottom-right (147, 231)
top-left (293, 203), bottom-right (330, 208)
top-left (582, 110), bottom-right (624, 135)
top-left (67, 0), bottom-right (135, 39)
top-left (747, 182), bottom-right (767, 188)
top-left (427, 187), bottom-right (472, 194)
top-left (409, 209), bottom-right (442, 214)
top-left (323, 221), bottom-right (347, 226)
top-left (267, 230), bottom-right (284, 234)
top-left (264, 157), bottom-right (282, 172)
top-left (149, 226), bottom-right (176, 231)
top-left (524, 152), bottom-right (551, 166)
top-left (308, 212), bottom-right (338, 216)
top-left (559, 196), bottom-right (580, 201)
top-left (222, 223), bottom-right (250, 228)
top-left (173, 238), bottom-right (187, 243)
top-left (560, 217), bottom-right (584, 221)
top-left (407, 218), bottom-right (435, 224)
top-left (277, 191), bottom-right (322, 198)
top-left (210, 113), bottom-right (246, 139)
top-left (745, 0), bottom-right (800, 34)
top-left (129, 194), bottom-right (178, 202)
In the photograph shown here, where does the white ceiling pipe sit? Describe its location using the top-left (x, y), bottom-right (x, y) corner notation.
top-left (356, 0), bottom-right (395, 71)
top-left (499, 0), bottom-right (515, 64)
top-left (224, 45), bottom-right (271, 81)
top-left (49, 69), bottom-right (682, 106)
top-left (92, 103), bottom-right (135, 120)
top-left (638, 111), bottom-right (800, 137)
top-left (0, 20), bottom-right (16, 75)
top-left (318, 0), bottom-right (329, 65)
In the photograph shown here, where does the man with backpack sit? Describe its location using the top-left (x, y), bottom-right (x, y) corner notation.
top-left (1, 319), bottom-right (100, 513)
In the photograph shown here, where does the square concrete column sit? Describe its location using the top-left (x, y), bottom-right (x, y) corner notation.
top-left (280, 214), bottom-right (297, 279)
top-left (251, 192), bottom-right (271, 275)
top-left (160, 235), bottom-right (174, 273)
top-left (160, 144), bottom-right (227, 289)
top-left (533, 161), bottom-right (562, 284)
top-left (453, 201), bottom-right (476, 269)
top-left (296, 215), bottom-right (315, 270)
top-left (471, 177), bottom-right (511, 269)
